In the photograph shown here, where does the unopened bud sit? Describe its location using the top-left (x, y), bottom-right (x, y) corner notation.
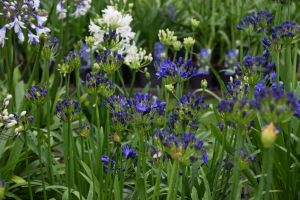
top-left (39, 33), bottom-right (47, 41)
top-left (77, 40), bottom-right (83, 50)
top-left (261, 123), bottom-right (277, 149)
top-left (145, 72), bottom-right (150, 81)
top-left (166, 84), bottom-right (175, 95)
top-left (201, 79), bottom-right (207, 90)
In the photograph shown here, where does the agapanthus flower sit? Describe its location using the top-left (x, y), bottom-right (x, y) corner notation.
top-left (82, 72), bottom-right (116, 97)
top-left (54, 96), bottom-right (81, 122)
top-left (0, 0), bottom-right (49, 46)
top-left (235, 53), bottom-right (275, 86)
top-left (124, 45), bottom-right (153, 71)
top-left (155, 109), bottom-right (168, 127)
top-left (158, 29), bottom-right (177, 46)
top-left (216, 122), bottom-right (224, 131)
top-left (25, 85), bottom-right (47, 105)
top-left (270, 71), bottom-right (284, 89)
top-left (224, 77), bottom-right (249, 99)
top-left (252, 10), bottom-right (274, 29)
top-left (160, 5), bottom-right (177, 22)
top-left (153, 42), bottom-right (166, 61)
top-left (167, 116), bottom-right (199, 134)
top-left (122, 144), bottom-right (137, 159)
top-left (104, 94), bottom-right (130, 112)
top-left (148, 145), bottom-right (169, 169)
top-left (96, 49), bottom-right (124, 75)
top-left (254, 88), bottom-right (298, 124)
top-left (80, 123), bottom-right (90, 137)
top-left (57, 0), bottom-right (91, 19)
top-left (216, 96), bottom-right (259, 127)
top-left (191, 18), bottom-right (200, 31)
top-left (228, 148), bottom-right (256, 171)
top-left (153, 129), bottom-right (208, 166)
top-left (16, 108), bottom-right (34, 134)
top-left (58, 49), bottom-right (83, 76)
top-left (127, 93), bottom-right (166, 128)
top-left (40, 34), bottom-right (62, 60)
top-left (88, 6), bottom-right (135, 51)
top-left (236, 16), bottom-right (258, 36)
top-left (109, 132), bottom-right (121, 143)
top-left (110, 110), bottom-right (132, 133)
top-left (271, 21), bottom-right (300, 45)
top-left (295, 100), bottom-right (300, 119)
top-left (183, 37), bottom-right (195, 50)
top-left (174, 93), bottom-right (209, 121)
top-left (262, 36), bottom-right (284, 52)
top-left (101, 29), bottom-right (122, 50)
top-left (155, 57), bottom-right (201, 84)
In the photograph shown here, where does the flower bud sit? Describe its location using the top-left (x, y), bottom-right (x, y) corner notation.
top-left (183, 37), bottom-right (195, 50)
top-left (19, 111), bottom-right (27, 118)
top-left (109, 133), bottom-right (121, 143)
top-left (0, 180), bottom-right (6, 200)
top-left (173, 41), bottom-right (183, 52)
top-left (85, 36), bottom-right (95, 49)
top-left (145, 72), bottom-right (150, 81)
top-left (261, 122), bottom-right (277, 149)
top-left (201, 79), bottom-right (207, 90)
top-left (166, 84), bottom-right (175, 95)
top-left (77, 40), bottom-right (83, 50)
top-left (191, 18), bottom-right (200, 31)
top-left (93, 63), bottom-right (100, 71)
top-left (39, 33), bottom-right (47, 41)
top-left (4, 101), bottom-right (9, 107)
top-left (160, 53), bottom-right (166, 58)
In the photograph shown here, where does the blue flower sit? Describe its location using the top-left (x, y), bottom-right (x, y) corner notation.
top-left (25, 85), bottom-right (47, 106)
top-left (122, 144), bottom-right (137, 159)
top-left (294, 100), bottom-right (300, 118)
top-left (54, 96), bottom-right (81, 122)
top-left (201, 149), bottom-right (209, 167)
top-left (224, 78), bottom-right (249, 99)
top-left (96, 49), bottom-right (124, 75)
top-left (102, 155), bottom-right (116, 165)
top-left (155, 58), bottom-right (202, 84)
top-left (271, 21), bottom-right (300, 45)
top-left (102, 29), bottom-right (122, 49)
top-left (236, 16), bottom-right (257, 36)
top-left (252, 10), bottom-right (274, 29)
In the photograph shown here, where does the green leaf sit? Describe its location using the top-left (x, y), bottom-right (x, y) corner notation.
top-left (87, 185), bottom-right (94, 200)
top-left (137, 178), bottom-right (146, 200)
top-left (210, 123), bottom-right (233, 154)
top-left (114, 175), bottom-right (121, 200)
top-left (191, 187), bottom-right (199, 200)
top-left (200, 166), bottom-right (212, 200)
top-left (0, 158), bottom-right (26, 174)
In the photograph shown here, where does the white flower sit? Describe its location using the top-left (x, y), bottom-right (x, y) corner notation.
top-left (33, 14), bottom-right (47, 26)
top-left (19, 111), bottom-right (27, 118)
top-left (0, 26), bottom-right (8, 47)
top-left (56, 0), bottom-right (67, 19)
top-left (71, 0), bottom-right (91, 18)
top-left (35, 26), bottom-right (50, 36)
top-left (33, 0), bottom-right (40, 10)
top-left (8, 16), bottom-right (26, 33)
top-left (18, 28), bottom-right (24, 43)
top-left (27, 29), bottom-right (39, 44)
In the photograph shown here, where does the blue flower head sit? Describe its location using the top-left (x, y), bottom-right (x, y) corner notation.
top-left (216, 97), bottom-right (259, 127)
top-left (109, 132), bottom-right (121, 143)
top-left (102, 29), bottom-right (122, 50)
top-left (224, 78), bottom-right (249, 99)
top-left (167, 114), bottom-right (199, 134)
top-left (252, 10), bottom-right (274, 29)
top-left (255, 88), bottom-right (298, 124)
top-left (80, 123), bottom-right (90, 137)
top-left (110, 110), bottom-right (132, 133)
top-left (153, 129), bottom-right (208, 166)
top-left (96, 49), bottom-right (124, 75)
top-left (25, 85), bottom-right (47, 106)
top-left (174, 93), bottom-right (209, 121)
top-left (271, 21), bottom-right (300, 46)
top-left (82, 72), bottom-right (116, 97)
top-left (228, 147), bottom-right (256, 171)
top-left (235, 52), bottom-right (275, 86)
top-left (155, 57), bottom-right (202, 84)
top-left (148, 145), bottom-right (169, 169)
top-left (104, 94), bottom-right (130, 112)
top-left (128, 93), bottom-right (166, 128)
top-left (58, 49), bottom-right (83, 76)
top-left (236, 16), bottom-right (257, 36)
top-left (122, 144), bottom-right (137, 159)
top-left (54, 96), bottom-right (81, 122)
top-left (41, 35), bottom-right (62, 61)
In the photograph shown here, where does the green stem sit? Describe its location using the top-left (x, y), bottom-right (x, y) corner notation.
top-left (129, 70), bottom-right (136, 98)
top-left (120, 159), bottom-right (128, 199)
top-left (24, 133), bottom-right (33, 200)
top-left (95, 96), bottom-right (103, 199)
top-left (286, 122), bottom-right (291, 200)
top-left (117, 69), bottom-right (128, 97)
top-left (212, 123), bottom-right (228, 200)
top-left (166, 159), bottom-right (179, 200)
top-left (9, 33), bottom-right (15, 112)
top-left (260, 30), bottom-right (264, 55)
top-left (66, 73), bottom-right (70, 96)
top-left (264, 146), bottom-right (275, 200)
top-left (248, 36), bottom-right (251, 54)
top-left (275, 52), bottom-right (280, 89)
top-left (249, 85), bottom-right (254, 100)
top-left (257, 148), bottom-right (269, 200)
top-left (172, 171), bottom-right (179, 200)
top-left (292, 42), bottom-right (297, 89)
top-left (67, 114), bottom-right (71, 200)
top-left (285, 44), bottom-right (292, 91)
top-left (86, 136), bottom-right (96, 198)
top-left (51, 0), bottom-right (58, 40)
top-left (153, 156), bottom-right (163, 200)
top-left (230, 126), bottom-right (243, 200)
top-left (109, 145), bottom-right (119, 200)
top-left (181, 164), bottom-right (186, 200)
top-left (37, 105), bottom-right (47, 200)
top-left (239, 31), bottom-right (243, 64)
top-left (45, 59), bottom-right (55, 186)
top-left (173, 51), bottom-right (177, 62)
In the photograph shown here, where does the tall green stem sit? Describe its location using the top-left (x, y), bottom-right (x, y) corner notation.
top-left (67, 114), bottom-right (71, 200)
top-left (249, 85), bottom-right (254, 100)
top-left (129, 70), bottom-right (136, 98)
top-left (87, 136), bottom-right (96, 198)
top-left (37, 105), bottom-right (47, 200)
top-left (292, 42), bottom-right (297, 89)
top-left (181, 164), bottom-right (186, 200)
top-left (24, 133), bottom-right (33, 200)
top-left (264, 146), bottom-right (275, 200)
top-left (248, 36), bottom-right (251, 54)
top-left (117, 69), bottom-right (128, 97)
top-left (166, 159), bottom-right (179, 200)
top-left (286, 122), bottom-right (291, 200)
top-left (257, 148), bottom-right (269, 200)
top-left (152, 156), bottom-right (163, 200)
top-left (95, 96), bottom-right (103, 199)
top-left (173, 51), bottom-right (177, 62)
top-left (230, 126), bottom-right (243, 200)
top-left (45, 59), bottom-right (55, 186)
top-left (212, 123), bottom-right (228, 200)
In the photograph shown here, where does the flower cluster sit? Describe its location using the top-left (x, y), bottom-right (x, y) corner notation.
top-left (110, 111), bottom-right (132, 133)
top-left (109, 132), bottom-right (121, 143)
top-left (104, 94), bottom-right (130, 112)
top-left (0, 0), bottom-right (50, 46)
top-left (174, 93), bottom-right (209, 121)
top-left (88, 6), bottom-right (135, 50)
top-left (173, 40), bottom-right (183, 52)
top-left (183, 37), bottom-right (195, 50)
top-left (80, 123), bottom-right (90, 137)
top-left (58, 49), bottom-right (84, 76)
top-left (235, 53), bottom-right (275, 86)
top-left (236, 16), bottom-right (258, 36)
top-left (153, 129), bottom-right (208, 166)
top-left (216, 97), bottom-right (259, 126)
top-left (54, 96), bottom-right (81, 122)
top-left (56, 0), bottom-right (91, 19)
top-left (271, 21), bottom-right (300, 46)
top-left (124, 46), bottom-right (153, 71)
top-left (39, 35), bottom-right (61, 60)
top-left (224, 77), bottom-right (249, 99)
top-left (158, 29), bottom-right (177, 46)
top-left (252, 10), bottom-right (274, 29)
top-left (96, 49), bottom-right (124, 75)
top-left (160, 5), bottom-right (177, 22)
top-left (127, 93), bottom-right (166, 129)
top-left (167, 116), bottom-right (199, 134)
top-left (155, 58), bottom-right (201, 84)
top-left (262, 35), bottom-right (284, 52)
top-left (25, 85), bottom-right (47, 105)
top-left (82, 73), bottom-right (116, 97)
top-left (254, 88), bottom-right (297, 124)
top-left (16, 108), bottom-right (34, 134)
top-left (148, 145), bottom-right (169, 169)
top-left (228, 148), bottom-right (256, 171)
top-left (101, 29), bottom-right (123, 50)
top-left (191, 18), bottom-right (200, 31)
